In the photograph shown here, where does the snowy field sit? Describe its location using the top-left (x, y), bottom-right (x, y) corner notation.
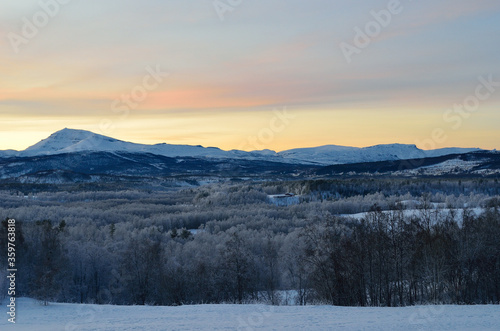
top-left (1, 298), bottom-right (499, 331)
top-left (340, 207), bottom-right (485, 221)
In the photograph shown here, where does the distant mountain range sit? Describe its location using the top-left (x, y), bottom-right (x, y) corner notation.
top-left (1, 128), bottom-right (497, 184)
top-left (0, 128), bottom-right (482, 165)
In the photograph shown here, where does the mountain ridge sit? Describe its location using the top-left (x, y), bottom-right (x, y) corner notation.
top-left (1, 128), bottom-right (483, 166)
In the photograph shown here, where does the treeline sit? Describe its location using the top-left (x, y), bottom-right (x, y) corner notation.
top-left (303, 202), bottom-right (500, 306)
top-left (1, 198), bottom-right (499, 306)
top-left (262, 178), bottom-right (500, 198)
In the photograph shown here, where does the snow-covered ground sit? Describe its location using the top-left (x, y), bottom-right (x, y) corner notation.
top-left (340, 207), bottom-right (485, 222)
top-left (394, 159), bottom-right (485, 176)
top-left (1, 298), bottom-right (499, 331)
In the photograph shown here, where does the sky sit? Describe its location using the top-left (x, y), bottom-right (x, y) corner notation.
top-left (1, 0), bottom-right (499, 152)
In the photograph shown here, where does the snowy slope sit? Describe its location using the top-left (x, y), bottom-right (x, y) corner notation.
top-left (424, 147), bottom-right (482, 158)
top-left (0, 150), bottom-right (18, 158)
top-left (21, 128), bottom-right (232, 159)
top-left (1, 128), bottom-right (483, 165)
top-left (1, 298), bottom-right (499, 331)
top-left (278, 144), bottom-right (480, 165)
top-left (279, 144), bottom-right (426, 165)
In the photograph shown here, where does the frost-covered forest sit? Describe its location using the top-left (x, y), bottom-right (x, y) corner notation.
top-left (1, 178), bottom-right (499, 306)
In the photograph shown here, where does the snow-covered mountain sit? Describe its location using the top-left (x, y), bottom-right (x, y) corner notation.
top-left (278, 144), bottom-right (423, 164)
top-left (2, 128), bottom-right (482, 165)
top-left (0, 150), bottom-right (18, 158)
top-left (21, 128), bottom-right (233, 159)
top-left (277, 144), bottom-right (481, 165)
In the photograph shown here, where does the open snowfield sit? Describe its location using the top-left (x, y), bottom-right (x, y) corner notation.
top-left (1, 298), bottom-right (499, 331)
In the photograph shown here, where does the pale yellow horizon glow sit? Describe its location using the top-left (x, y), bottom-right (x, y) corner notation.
top-left (1, 105), bottom-right (497, 152)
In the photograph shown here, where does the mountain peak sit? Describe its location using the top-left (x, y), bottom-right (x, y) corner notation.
top-left (22, 128), bottom-right (121, 156)
top-left (366, 143), bottom-right (418, 149)
top-left (50, 128), bottom-right (96, 139)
